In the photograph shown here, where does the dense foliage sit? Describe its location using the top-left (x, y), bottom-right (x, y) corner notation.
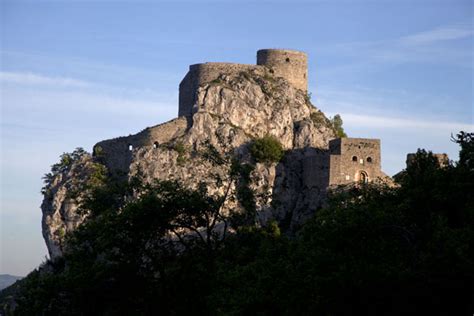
top-left (249, 135), bottom-right (284, 164)
top-left (1, 133), bottom-right (473, 315)
top-left (41, 148), bottom-right (87, 195)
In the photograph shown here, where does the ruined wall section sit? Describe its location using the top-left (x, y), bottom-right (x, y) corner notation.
top-left (406, 153), bottom-right (449, 168)
top-left (179, 62), bottom-right (263, 117)
top-left (179, 49), bottom-right (309, 118)
top-left (302, 149), bottom-right (330, 190)
top-left (93, 117), bottom-right (188, 174)
top-left (257, 49), bottom-right (308, 92)
top-left (329, 138), bottom-right (382, 185)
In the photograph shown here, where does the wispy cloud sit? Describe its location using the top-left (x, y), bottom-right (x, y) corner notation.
top-left (318, 22), bottom-right (473, 69)
top-left (1, 50), bottom-right (182, 90)
top-left (0, 71), bottom-right (90, 88)
top-left (339, 113), bottom-right (473, 132)
top-left (399, 23), bottom-right (473, 45)
top-left (323, 111), bottom-right (471, 176)
top-left (314, 83), bottom-right (471, 126)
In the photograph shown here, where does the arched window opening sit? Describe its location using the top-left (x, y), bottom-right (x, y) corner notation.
top-left (153, 142), bottom-right (159, 149)
top-left (367, 157), bottom-right (372, 163)
top-left (128, 144), bottom-right (133, 151)
top-left (285, 57), bottom-right (290, 62)
top-left (359, 171), bottom-right (368, 183)
top-left (352, 156), bottom-right (357, 162)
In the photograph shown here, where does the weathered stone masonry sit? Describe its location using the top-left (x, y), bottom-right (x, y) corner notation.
top-left (302, 138), bottom-right (385, 190)
top-left (328, 138), bottom-right (383, 185)
top-left (43, 48), bottom-right (396, 258)
top-left (93, 117), bottom-right (188, 173)
top-left (94, 49), bottom-right (388, 185)
top-left (178, 49), bottom-right (308, 117)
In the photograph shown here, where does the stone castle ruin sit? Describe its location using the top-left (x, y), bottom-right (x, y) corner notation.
top-left (43, 49), bottom-right (395, 258)
top-left (406, 153), bottom-right (449, 168)
top-left (329, 138), bottom-right (384, 185)
top-left (94, 49), bottom-right (386, 186)
top-left (179, 49), bottom-right (308, 117)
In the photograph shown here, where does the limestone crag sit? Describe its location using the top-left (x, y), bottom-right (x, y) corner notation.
top-left (41, 64), bottom-right (337, 259)
top-left (41, 154), bottom-right (98, 258)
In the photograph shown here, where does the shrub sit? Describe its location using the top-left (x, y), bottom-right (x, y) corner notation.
top-left (93, 145), bottom-right (104, 157)
top-left (250, 136), bottom-right (284, 164)
top-left (173, 141), bottom-right (188, 166)
top-left (310, 111), bottom-right (329, 127)
top-left (330, 114), bottom-right (347, 138)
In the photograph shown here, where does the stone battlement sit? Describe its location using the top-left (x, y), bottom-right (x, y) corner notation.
top-left (178, 49), bottom-right (308, 117)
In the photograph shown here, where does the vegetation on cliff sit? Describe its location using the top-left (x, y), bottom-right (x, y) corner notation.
top-left (330, 114), bottom-right (347, 138)
top-left (1, 132), bottom-right (473, 315)
top-left (250, 135), bottom-right (284, 164)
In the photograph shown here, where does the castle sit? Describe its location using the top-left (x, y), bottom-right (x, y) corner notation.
top-left (43, 49), bottom-right (447, 260)
top-left (94, 49), bottom-right (387, 186)
top-left (328, 138), bottom-right (384, 185)
top-left (179, 49), bottom-right (308, 117)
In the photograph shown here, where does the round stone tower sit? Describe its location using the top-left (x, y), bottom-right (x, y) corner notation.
top-left (256, 49), bottom-right (308, 92)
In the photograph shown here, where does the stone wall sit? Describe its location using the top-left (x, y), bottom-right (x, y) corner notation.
top-left (178, 49), bottom-right (308, 117)
top-left (93, 117), bottom-right (188, 173)
top-left (257, 49), bottom-right (307, 92)
top-left (178, 63), bottom-right (263, 117)
top-left (406, 153), bottom-right (449, 168)
top-left (328, 138), bottom-right (382, 185)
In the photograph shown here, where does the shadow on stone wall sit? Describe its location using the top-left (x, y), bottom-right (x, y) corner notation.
top-left (272, 147), bottom-right (331, 233)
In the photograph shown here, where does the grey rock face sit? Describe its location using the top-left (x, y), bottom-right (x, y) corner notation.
top-left (41, 154), bottom-right (102, 258)
top-left (41, 69), bottom-right (336, 258)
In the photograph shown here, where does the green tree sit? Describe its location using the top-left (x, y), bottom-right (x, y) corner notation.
top-left (331, 114), bottom-right (347, 138)
top-left (5, 132), bottom-right (473, 316)
top-left (250, 135), bottom-right (284, 164)
top-left (208, 132), bottom-right (474, 315)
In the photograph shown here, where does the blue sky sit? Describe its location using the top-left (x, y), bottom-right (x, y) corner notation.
top-left (1, 0), bottom-right (472, 276)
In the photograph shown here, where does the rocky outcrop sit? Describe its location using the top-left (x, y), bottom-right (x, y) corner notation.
top-left (41, 67), bottom-right (337, 258)
top-left (41, 153), bottom-right (105, 258)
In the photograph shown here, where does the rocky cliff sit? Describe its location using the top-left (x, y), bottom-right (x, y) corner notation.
top-left (41, 67), bottom-right (337, 258)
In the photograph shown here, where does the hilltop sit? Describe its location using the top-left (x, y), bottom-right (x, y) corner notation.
top-left (1, 49), bottom-right (472, 316)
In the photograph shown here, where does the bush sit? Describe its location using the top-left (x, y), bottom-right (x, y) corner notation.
top-left (330, 114), bottom-right (347, 138)
top-left (310, 111), bottom-right (330, 127)
top-left (173, 141), bottom-right (188, 166)
top-left (250, 136), bottom-right (284, 164)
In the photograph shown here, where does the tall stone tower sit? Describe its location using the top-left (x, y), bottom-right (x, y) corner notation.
top-left (256, 49), bottom-right (308, 92)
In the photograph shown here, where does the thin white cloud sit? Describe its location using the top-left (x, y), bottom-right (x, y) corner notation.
top-left (0, 71), bottom-right (90, 88)
top-left (399, 24), bottom-right (473, 46)
top-left (3, 88), bottom-right (176, 120)
top-left (338, 113), bottom-right (473, 132)
top-left (317, 22), bottom-right (473, 69)
top-left (315, 83), bottom-right (471, 126)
